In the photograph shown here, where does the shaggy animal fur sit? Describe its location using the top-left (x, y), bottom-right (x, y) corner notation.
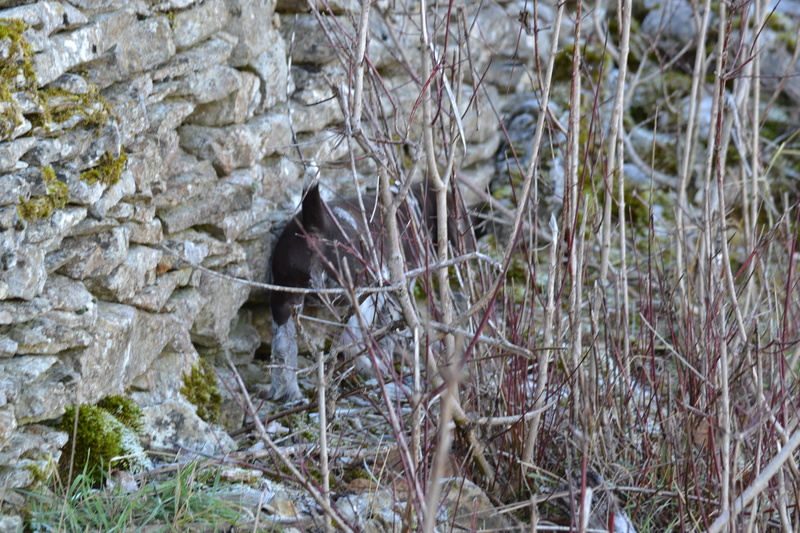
top-left (268, 182), bottom-right (468, 401)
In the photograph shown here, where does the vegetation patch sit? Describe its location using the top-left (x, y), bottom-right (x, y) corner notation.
top-left (17, 166), bottom-right (69, 223)
top-left (180, 359), bottom-right (222, 424)
top-left (79, 149), bottom-right (128, 186)
top-left (58, 396), bottom-right (150, 485)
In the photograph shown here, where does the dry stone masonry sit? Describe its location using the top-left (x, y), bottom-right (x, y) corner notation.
top-left (0, 0), bottom-right (535, 510)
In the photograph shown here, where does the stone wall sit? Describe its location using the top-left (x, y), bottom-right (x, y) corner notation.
top-left (0, 0), bottom-right (548, 507)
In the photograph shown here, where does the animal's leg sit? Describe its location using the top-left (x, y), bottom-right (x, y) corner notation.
top-left (270, 316), bottom-right (303, 401)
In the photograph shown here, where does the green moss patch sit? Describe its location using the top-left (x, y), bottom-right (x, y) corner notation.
top-left (181, 359), bottom-right (222, 425)
top-left (80, 149), bottom-right (128, 186)
top-left (17, 165), bottom-right (69, 223)
top-left (58, 396), bottom-right (149, 484)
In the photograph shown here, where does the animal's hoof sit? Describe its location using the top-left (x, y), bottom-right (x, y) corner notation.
top-left (268, 383), bottom-right (304, 403)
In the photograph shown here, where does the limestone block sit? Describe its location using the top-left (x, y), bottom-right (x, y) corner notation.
top-left (140, 398), bottom-right (235, 455)
top-left (62, 169), bottom-right (105, 206)
top-left (0, 424), bottom-right (68, 469)
top-left (125, 219), bottom-right (163, 245)
top-left (53, 225), bottom-right (131, 280)
top-left (84, 15), bottom-right (176, 89)
top-left (223, 0), bottom-right (275, 66)
top-left (172, 0), bottom-right (229, 49)
top-left (125, 137), bottom-right (167, 195)
top-left (176, 65), bottom-right (242, 105)
top-left (83, 245), bottom-right (162, 302)
top-left (2, 1), bottom-right (88, 52)
top-left (290, 72), bottom-right (343, 133)
top-left (23, 207), bottom-right (87, 249)
top-left (0, 337), bottom-right (17, 357)
top-left (130, 348), bottom-right (199, 406)
top-left (21, 129), bottom-right (95, 167)
top-left (8, 316), bottom-right (92, 355)
top-left (90, 169), bottom-right (136, 218)
top-left (250, 30), bottom-right (289, 111)
top-left (0, 298), bottom-right (52, 326)
top-left (0, 138), bottom-right (35, 174)
top-left (146, 98), bottom-right (196, 137)
top-left (187, 71), bottom-right (261, 126)
top-left (126, 267), bottom-right (191, 312)
top-left (157, 180), bottom-right (253, 234)
top-left (163, 287), bottom-right (208, 329)
top-left (280, 14), bottom-right (342, 65)
top-left (67, 301), bottom-right (183, 406)
top-left (0, 356), bottom-right (78, 422)
top-left (2, 245), bottom-right (46, 300)
top-left (151, 154), bottom-right (218, 210)
top-left (151, 31), bottom-right (238, 84)
top-left (33, 22), bottom-right (108, 86)
top-left (159, 238), bottom-right (210, 271)
top-left (0, 172), bottom-right (28, 205)
top-left (276, 0), bottom-right (357, 14)
top-left (178, 112), bottom-right (291, 175)
top-left (0, 406), bottom-right (15, 452)
top-left (191, 267), bottom-right (250, 347)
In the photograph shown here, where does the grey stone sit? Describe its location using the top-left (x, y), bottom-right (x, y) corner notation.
top-left (147, 98), bottom-right (196, 137)
top-left (53, 225), bottom-right (131, 280)
top-left (2, 245), bottom-right (46, 300)
top-left (151, 31), bottom-right (238, 84)
top-left (0, 515), bottom-right (22, 533)
top-left (0, 138), bottom-right (35, 174)
top-left (172, 0), bottom-right (229, 49)
top-left (140, 398), bottom-right (236, 456)
top-left (46, 72), bottom-right (92, 95)
top-left (20, 129), bottom-right (95, 167)
top-left (83, 245), bottom-right (162, 302)
top-left (0, 337), bottom-right (17, 358)
top-left (61, 169), bottom-right (105, 206)
top-left (163, 287), bottom-right (208, 329)
top-left (33, 22), bottom-right (108, 86)
top-left (130, 348), bottom-right (199, 406)
top-left (276, 0), bottom-right (357, 14)
top-left (223, 0), bottom-right (276, 66)
top-left (125, 137), bottom-right (167, 195)
top-left (83, 15), bottom-right (176, 89)
top-left (90, 169), bottom-right (136, 218)
top-left (126, 267), bottom-right (191, 312)
top-left (438, 478), bottom-right (515, 531)
top-left (0, 424), bottom-right (68, 474)
top-left (152, 153), bottom-right (218, 210)
top-left (125, 219), bottom-right (164, 245)
top-left (0, 172), bottom-right (30, 205)
top-left (0, 406), bottom-right (15, 452)
top-left (641, 0), bottom-right (699, 52)
top-left (23, 206), bottom-right (87, 247)
top-left (0, 297), bottom-right (52, 325)
top-left (6, 316), bottom-right (92, 355)
top-left (0, 356), bottom-right (78, 423)
top-left (66, 302), bottom-right (183, 405)
top-left (178, 112), bottom-right (291, 175)
top-left (191, 267), bottom-right (250, 347)
top-left (176, 65), bottom-right (242, 105)
top-left (2, 1), bottom-right (87, 52)
top-left (41, 274), bottom-right (96, 311)
top-left (157, 179), bottom-right (253, 234)
top-left (290, 74), bottom-right (343, 133)
top-left (281, 14), bottom-right (344, 65)
top-left (187, 71), bottom-right (261, 126)
top-left (250, 30), bottom-right (289, 111)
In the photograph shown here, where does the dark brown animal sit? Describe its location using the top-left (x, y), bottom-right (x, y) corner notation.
top-left (269, 181), bottom-right (469, 401)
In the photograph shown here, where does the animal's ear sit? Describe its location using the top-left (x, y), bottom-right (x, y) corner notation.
top-left (301, 183), bottom-right (327, 234)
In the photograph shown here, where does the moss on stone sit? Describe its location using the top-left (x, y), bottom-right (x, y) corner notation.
top-left (0, 19), bottom-right (36, 140)
top-left (79, 150), bottom-right (128, 186)
top-left (97, 395), bottom-right (143, 433)
top-left (58, 399), bottom-right (148, 485)
top-left (180, 359), bottom-right (222, 425)
top-left (17, 166), bottom-right (69, 223)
